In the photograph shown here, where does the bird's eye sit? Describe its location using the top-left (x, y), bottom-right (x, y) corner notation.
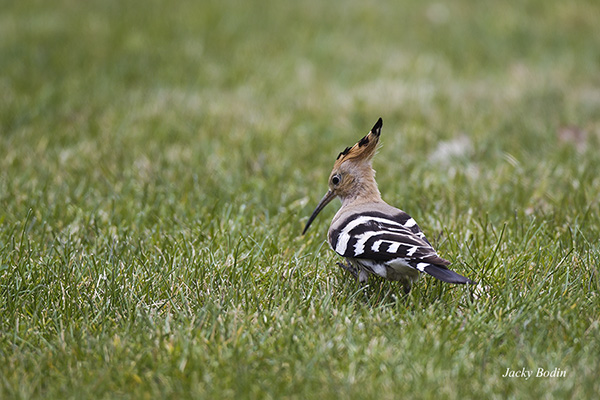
top-left (331, 174), bottom-right (341, 186)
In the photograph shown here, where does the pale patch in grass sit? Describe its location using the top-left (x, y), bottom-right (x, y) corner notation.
top-left (428, 134), bottom-right (474, 164)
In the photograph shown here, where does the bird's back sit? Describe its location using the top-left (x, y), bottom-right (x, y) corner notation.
top-left (327, 200), bottom-right (473, 285)
top-left (328, 200), bottom-right (443, 263)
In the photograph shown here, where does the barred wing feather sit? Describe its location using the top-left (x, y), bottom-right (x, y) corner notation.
top-left (329, 211), bottom-right (474, 284)
top-left (329, 211), bottom-right (449, 265)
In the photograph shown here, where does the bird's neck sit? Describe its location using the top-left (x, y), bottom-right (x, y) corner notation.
top-left (340, 176), bottom-right (382, 208)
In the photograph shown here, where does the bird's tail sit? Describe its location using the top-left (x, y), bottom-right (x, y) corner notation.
top-left (418, 263), bottom-right (475, 285)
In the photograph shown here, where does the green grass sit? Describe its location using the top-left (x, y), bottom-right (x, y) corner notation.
top-left (1, 0), bottom-right (600, 398)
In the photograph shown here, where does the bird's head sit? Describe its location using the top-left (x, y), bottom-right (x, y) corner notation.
top-left (303, 118), bottom-right (383, 234)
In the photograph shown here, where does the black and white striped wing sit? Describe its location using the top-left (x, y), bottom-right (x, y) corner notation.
top-left (329, 211), bottom-right (473, 284)
top-left (329, 211), bottom-right (447, 265)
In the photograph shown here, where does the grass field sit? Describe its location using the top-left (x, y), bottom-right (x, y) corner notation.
top-left (2, 0), bottom-right (600, 398)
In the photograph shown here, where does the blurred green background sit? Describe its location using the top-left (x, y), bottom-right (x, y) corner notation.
top-left (1, 0), bottom-right (599, 398)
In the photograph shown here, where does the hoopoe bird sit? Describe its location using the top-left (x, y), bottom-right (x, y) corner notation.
top-left (303, 118), bottom-right (474, 293)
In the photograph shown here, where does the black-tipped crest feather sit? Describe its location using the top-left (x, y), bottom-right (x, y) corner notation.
top-left (337, 146), bottom-right (352, 160)
top-left (371, 117), bottom-right (383, 137)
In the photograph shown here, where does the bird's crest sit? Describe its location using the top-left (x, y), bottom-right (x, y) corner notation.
top-left (334, 118), bottom-right (382, 168)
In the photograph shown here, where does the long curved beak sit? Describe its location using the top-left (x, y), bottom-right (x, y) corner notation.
top-left (302, 190), bottom-right (336, 235)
